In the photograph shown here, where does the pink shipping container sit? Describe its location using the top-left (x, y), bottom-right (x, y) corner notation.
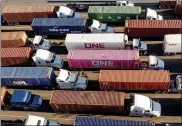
top-left (49, 90), bottom-right (125, 113)
top-left (99, 70), bottom-right (170, 91)
top-left (1, 47), bottom-right (32, 66)
top-left (67, 50), bottom-right (140, 69)
top-left (125, 20), bottom-right (182, 38)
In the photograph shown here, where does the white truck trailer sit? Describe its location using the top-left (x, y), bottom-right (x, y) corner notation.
top-left (163, 34), bottom-right (182, 56)
top-left (65, 33), bottom-right (147, 55)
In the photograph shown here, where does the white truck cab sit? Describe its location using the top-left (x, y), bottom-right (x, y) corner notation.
top-left (56, 69), bottom-right (88, 90)
top-left (32, 49), bottom-right (64, 69)
top-left (146, 8), bottom-right (163, 20)
top-left (90, 20), bottom-right (114, 33)
top-left (56, 6), bottom-right (80, 18)
top-left (129, 94), bottom-right (161, 117)
top-left (148, 55), bottom-right (164, 70)
top-left (176, 75), bottom-right (182, 92)
top-left (132, 38), bottom-right (147, 55)
top-left (116, 1), bottom-right (134, 6)
top-left (33, 36), bottom-right (52, 50)
top-left (25, 115), bottom-right (60, 126)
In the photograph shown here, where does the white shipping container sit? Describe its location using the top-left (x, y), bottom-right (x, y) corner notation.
top-left (163, 34), bottom-right (182, 54)
top-left (65, 33), bottom-right (127, 50)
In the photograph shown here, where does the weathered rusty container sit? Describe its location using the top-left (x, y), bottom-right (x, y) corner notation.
top-left (49, 91), bottom-right (125, 114)
top-left (99, 70), bottom-right (170, 91)
top-left (2, 5), bottom-right (55, 23)
top-left (174, 2), bottom-right (182, 17)
top-left (159, 1), bottom-right (180, 8)
top-left (125, 20), bottom-right (182, 38)
top-left (67, 50), bottom-right (140, 69)
top-left (2, 32), bottom-right (28, 48)
top-left (1, 47), bottom-right (32, 66)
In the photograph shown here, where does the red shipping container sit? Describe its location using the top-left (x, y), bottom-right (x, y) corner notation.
top-left (2, 32), bottom-right (28, 48)
top-left (49, 90), bottom-right (125, 113)
top-left (159, 1), bottom-right (179, 8)
top-left (1, 47), bottom-right (32, 66)
top-left (125, 20), bottom-right (182, 38)
top-left (174, 2), bottom-right (182, 17)
top-left (67, 50), bottom-right (140, 69)
top-left (2, 5), bottom-right (55, 23)
top-left (99, 70), bottom-right (170, 91)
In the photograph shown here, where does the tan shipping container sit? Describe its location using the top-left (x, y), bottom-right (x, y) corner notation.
top-left (2, 5), bottom-right (55, 23)
top-left (49, 91), bottom-right (125, 114)
top-left (99, 70), bottom-right (170, 91)
top-left (1, 47), bottom-right (32, 66)
top-left (2, 32), bottom-right (28, 48)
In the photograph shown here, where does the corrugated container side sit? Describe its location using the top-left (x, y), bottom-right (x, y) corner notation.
top-left (99, 70), bottom-right (170, 91)
top-left (49, 91), bottom-right (125, 113)
top-left (1, 47), bottom-right (32, 66)
top-left (2, 32), bottom-right (28, 48)
top-left (1, 67), bottom-right (55, 87)
top-left (74, 116), bottom-right (154, 126)
top-left (159, 1), bottom-right (178, 6)
top-left (67, 50), bottom-right (140, 69)
top-left (31, 18), bottom-right (87, 36)
top-left (2, 5), bottom-right (55, 22)
top-left (88, 6), bottom-right (141, 23)
top-left (125, 20), bottom-right (182, 37)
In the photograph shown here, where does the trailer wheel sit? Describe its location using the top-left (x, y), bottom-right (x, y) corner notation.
top-left (8, 22), bottom-right (13, 26)
top-left (162, 90), bottom-right (168, 94)
top-left (14, 22), bottom-right (19, 26)
top-left (155, 91), bottom-right (161, 94)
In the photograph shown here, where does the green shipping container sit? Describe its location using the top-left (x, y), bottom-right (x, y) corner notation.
top-left (88, 6), bottom-right (141, 23)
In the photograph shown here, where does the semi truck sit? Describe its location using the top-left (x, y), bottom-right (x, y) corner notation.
top-left (49, 91), bottom-right (161, 117)
top-left (65, 33), bottom-right (147, 55)
top-left (99, 70), bottom-right (182, 93)
top-left (2, 32), bottom-right (52, 50)
top-left (125, 20), bottom-right (181, 38)
top-left (1, 87), bottom-right (43, 110)
top-left (66, 1), bottom-right (134, 11)
top-left (67, 50), bottom-right (164, 70)
top-left (2, 5), bottom-right (80, 25)
top-left (163, 34), bottom-right (182, 56)
top-left (24, 115), bottom-right (60, 126)
top-left (1, 47), bottom-right (64, 69)
top-left (31, 18), bottom-right (114, 38)
top-left (1, 67), bottom-right (88, 90)
top-left (88, 6), bottom-right (162, 23)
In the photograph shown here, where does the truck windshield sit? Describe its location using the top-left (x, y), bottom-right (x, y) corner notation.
top-left (71, 11), bottom-right (75, 18)
top-left (46, 120), bottom-right (50, 126)
top-left (39, 38), bottom-right (44, 46)
top-left (50, 54), bottom-right (56, 63)
top-left (150, 98), bottom-right (154, 111)
top-left (65, 72), bottom-right (71, 81)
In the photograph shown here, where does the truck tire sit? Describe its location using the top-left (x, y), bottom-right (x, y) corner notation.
top-left (15, 22), bottom-right (19, 26)
top-left (155, 91), bottom-right (161, 94)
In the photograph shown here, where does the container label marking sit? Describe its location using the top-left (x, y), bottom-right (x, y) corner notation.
top-left (85, 43), bottom-right (105, 48)
top-left (92, 61), bottom-right (114, 67)
top-left (12, 81), bottom-right (27, 85)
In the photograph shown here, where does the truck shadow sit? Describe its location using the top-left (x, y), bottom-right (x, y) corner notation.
top-left (152, 98), bottom-right (182, 116)
top-left (146, 43), bottom-right (163, 56)
top-left (163, 59), bottom-right (182, 73)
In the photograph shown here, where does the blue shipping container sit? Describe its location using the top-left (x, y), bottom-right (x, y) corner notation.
top-left (1, 67), bottom-right (56, 87)
top-left (31, 18), bottom-right (87, 36)
top-left (74, 116), bottom-right (155, 126)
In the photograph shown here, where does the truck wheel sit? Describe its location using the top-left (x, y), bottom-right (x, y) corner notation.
top-left (162, 90), bottom-right (168, 94)
top-left (15, 22), bottom-right (19, 26)
top-left (155, 91), bottom-right (161, 94)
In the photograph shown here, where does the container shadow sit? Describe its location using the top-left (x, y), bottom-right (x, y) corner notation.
top-left (87, 80), bottom-right (100, 91)
top-left (146, 43), bottom-right (163, 56)
top-left (163, 59), bottom-right (182, 73)
top-left (152, 98), bottom-right (182, 116)
top-left (51, 46), bottom-right (68, 55)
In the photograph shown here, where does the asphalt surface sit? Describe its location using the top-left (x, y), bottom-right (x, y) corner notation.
top-left (1, 0), bottom-right (182, 125)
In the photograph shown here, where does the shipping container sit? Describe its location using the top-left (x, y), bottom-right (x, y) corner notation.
top-left (99, 70), bottom-right (170, 91)
top-left (67, 50), bottom-right (140, 69)
top-left (49, 91), bottom-right (125, 113)
top-left (2, 32), bottom-right (28, 48)
top-left (88, 6), bottom-right (141, 23)
top-left (1, 47), bottom-right (32, 66)
top-left (125, 20), bottom-right (182, 38)
top-left (74, 116), bottom-right (155, 126)
top-left (31, 18), bottom-right (87, 36)
top-left (159, 1), bottom-right (180, 8)
top-left (1, 67), bottom-right (56, 88)
top-left (65, 33), bottom-right (127, 50)
top-left (174, 2), bottom-right (182, 17)
top-left (2, 5), bottom-right (55, 23)
top-left (163, 34), bottom-right (182, 55)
